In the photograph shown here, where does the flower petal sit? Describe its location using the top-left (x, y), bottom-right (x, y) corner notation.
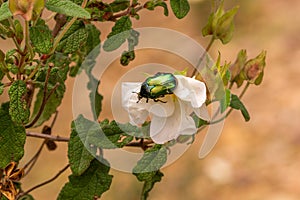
top-left (177, 100), bottom-right (197, 135)
top-left (122, 82), bottom-right (149, 125)
top-left (174, 75), bottom-right (206, 108)
top-left (148, 95), bottom-right (175, 117)
top-left (194, 104), bottom-right (210, 121)
top-left (150, 98), bottom-right (197, 144)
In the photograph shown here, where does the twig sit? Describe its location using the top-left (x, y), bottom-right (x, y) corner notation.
top-left (25, 67), bottom-right (52, 128)
top-left (26, 132), bottom-right (70, 142)
top-left (18, 164), bottom-right (70, 198)
top-left (112, 5), bottom-right (143, 20)
top-left (125, 139), bottom-right (154, 150)
top-left (191, 37), bottom-right (215, 77)
top-left (25, 20), bottom-right (34, 59)
top-left (23, 142), bottom-right (45, 176)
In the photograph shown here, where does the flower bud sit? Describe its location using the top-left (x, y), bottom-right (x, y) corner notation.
top-left (202, 0), bottom-right (239, 44)
top-left (9, 0), bottom-right (44, 21)
top-left (230, 49), bottom-right (247, 79)
top-left (229, 49), bottom-right (247, 87)
top-left (243, 50), bottom-right (266, 85)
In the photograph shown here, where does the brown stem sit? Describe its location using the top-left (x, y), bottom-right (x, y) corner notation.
top-left (111, 5), bottom-right (143, 20)
top-left (25, 67), bottom-right (55, 128)
top-left (26, 132), bottom-right (70, 142)
top-left (18, 164), bottom-right (70, 198)
top-left (23, 142), bottom-right (45, 176)
top-left (125, 139), bottom-right (154, 150)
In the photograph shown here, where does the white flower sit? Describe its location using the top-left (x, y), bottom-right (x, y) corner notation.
top-left (122, 75), bottom-right (210, 144)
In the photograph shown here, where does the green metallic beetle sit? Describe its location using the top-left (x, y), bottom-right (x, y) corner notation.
top-left (135, 72), bottom-right (177, 103)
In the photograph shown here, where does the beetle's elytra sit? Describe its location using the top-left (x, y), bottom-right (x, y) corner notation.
top-left (135, 72), bottom-right (177, 103)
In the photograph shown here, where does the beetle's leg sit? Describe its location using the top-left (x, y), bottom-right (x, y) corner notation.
top-left (154, 99), bottom-right (167, 103)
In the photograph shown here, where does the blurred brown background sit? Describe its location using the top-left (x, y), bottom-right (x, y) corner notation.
top-left (1, 0), bottom-right (300, 199)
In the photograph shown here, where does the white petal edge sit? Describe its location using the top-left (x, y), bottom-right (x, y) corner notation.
top-left (173, 75), bottom-right (207, 108)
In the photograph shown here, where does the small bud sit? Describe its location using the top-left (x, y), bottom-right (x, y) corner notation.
top-left (230, 49), bottom-right (247, 87)
top-left (230, 49), bottom-right (247, 79)
top-left (202, 0), bottom-right (239, 44)
top-left (243, 50), bottom-right (266, 85)
top-left (215, 5), bottom-right (239, 44)
top-left (9, 0), bottom-right (44, 21)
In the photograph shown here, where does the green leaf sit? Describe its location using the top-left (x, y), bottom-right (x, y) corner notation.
top-left (133, 145), bottom-right (167, 175)
top-left (202, 13), bottom-right (214, 37)
top-left (84, 24), bottom-right (101, 55)
top-left (46, 0), bottom-right (91, 19)
top-left (92, 120), bottom-right (134, 149)
top-left (144, 0), bottom-right (169, 16)
top-left (170, 0), bottom-right (190, 19)
top-left (156, 2), bottom-right (169, 16)
top-left (120, 29), bottom-right (139, 66)
top-left (0, 82), bottom-right (4, 95)
top-left (133, 145), bottom-right (166, 200)
top-left (0, 2), bottom-right (12, 22)
top-left (87, 73), bottom-right (103, 120)
top-left (220, 89), bottom-right (231, 113)
top-left (0, 102), bottom-right (26, 168)
top-left (192, 113), bottom-right (208, 128)
top-left (230, 94), bottom-right (250, 121)
top-left (109, 0), bottom-right (130, 12)
top-left (57, 159), bottom-right (113, 200)
top-left (18, 194), bottom-right (35, 200)
top-left (68, 115), bottom-right (96, 175)
top-left (30, 24), bottom-right (53, 54)
top-left (8, 80), bottom-right (30, 124)
top-left (140, 171), bottom-right (163, 200)
top-left (0, 196), bottom-right (8, 200)
top-left (103, 16), bottom-right (132, 51)
top-left (56, 25), bottom-right (88, 54)
top-left (120, 50), bottom-right (135, 66)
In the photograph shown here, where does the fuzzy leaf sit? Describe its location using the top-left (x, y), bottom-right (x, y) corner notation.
top-left (84, 24), bottom-right (101, 55)
top-left (170, 0), bottom-right (190, 19)
top-left (68, 116), bottom-right (96, 176)
top-left (46, 0), bottom-right (91, 19)
top-left (0, 82), bottom-right (4, 95)
top-left (30, 24), bottom-right (53, 54)
top-left (230, 94), bottom-right (250, 121)
top-left (103, 16), bottom-right (132, 51)
top-left (90, 120), bottom-right (134, 149)
top-left (57, 27), bottom-right (87, 54)
top-left (140, 171), bottom-right (163, 200)
top-left (133, 145), bottom-right (166, 200)
top-left (120, 29), bottom-right (139, 66)
top-left (0, 2), bottom-right (12, 21)
top-left (8, 80), bottom-right (30, 124)
top-left (133, 145), bottom-right (167, 176)
top-left (57, 159), bottom-right (113, 200)
top-left (0, 102), bottom-right (26, 168)
top-left (144, 0), bottom-right (169, 16)
top-left (109, 0), bottom-right (130, 12)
